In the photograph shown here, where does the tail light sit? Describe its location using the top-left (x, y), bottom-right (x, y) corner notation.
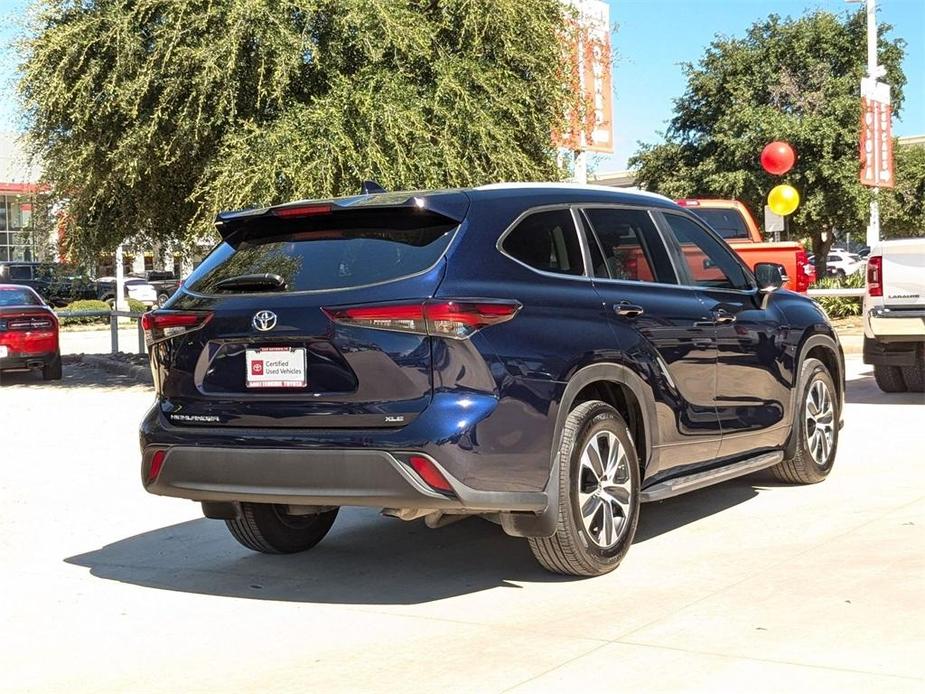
top-left (141, 310), bottom-right (213, 346)
top-left (675, 199), bottom-right (700, 207)
top-left (795, 249), bottom-right (814, 293)
top-left (867, 256), bottom-right (883, 297)
top-left (3, 315), bottom-right (56, 331)
top-left (323, 300), bottom-right (521, 339)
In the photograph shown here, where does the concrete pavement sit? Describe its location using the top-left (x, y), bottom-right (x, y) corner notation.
top-left (0, 357), bottom-right (921, 692)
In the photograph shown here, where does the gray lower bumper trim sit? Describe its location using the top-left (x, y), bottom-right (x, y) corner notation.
top-left (144, 446), bottom-right (547, 513)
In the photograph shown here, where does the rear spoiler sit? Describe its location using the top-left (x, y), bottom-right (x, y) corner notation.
top-left (214, 190), bottom-right (470, 240)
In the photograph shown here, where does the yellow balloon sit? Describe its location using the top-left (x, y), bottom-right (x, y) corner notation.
top-left (768, 184), bottom-right (800, 216)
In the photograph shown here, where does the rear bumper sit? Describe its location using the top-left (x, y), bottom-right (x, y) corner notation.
top-left (865, 306), bottom-right (925, 342)
top-left (142, 445), bottom-right (547, 513)
top-left (0, 350), bottom-right (58, 371)
top-left (863, 337), bottom-right (921, 367)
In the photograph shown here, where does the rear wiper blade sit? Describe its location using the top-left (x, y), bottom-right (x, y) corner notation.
top-left (214, 273), bottom-right (287, 292)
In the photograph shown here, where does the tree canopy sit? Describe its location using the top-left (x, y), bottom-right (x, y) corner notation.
top-left (629, 10), bottom-right (910, 265)
top-left (19, 0), bottom-right (573, 258)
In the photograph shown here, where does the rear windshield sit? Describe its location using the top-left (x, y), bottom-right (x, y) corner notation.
top-left (185, 208), bottom-right (458, 294)
top-left (688, 208), bottom-right (750, 240)
top-left (0, 287), bottom-right (42, 306)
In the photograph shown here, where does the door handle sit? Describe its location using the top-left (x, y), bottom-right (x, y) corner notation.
top-left (614, 301), bottom-right (644, 318)
top-left (712, 309), bottom-right (736, 324)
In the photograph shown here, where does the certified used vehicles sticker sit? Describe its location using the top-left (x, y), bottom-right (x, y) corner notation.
top-left (245, 347), bottom-right (307, 388)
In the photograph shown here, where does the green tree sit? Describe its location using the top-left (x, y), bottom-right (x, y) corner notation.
top-left (629, 10), bottom-right (906, 273)
top-left (19, 0), bottom-right (573, 259)
top-left (880, 143), bottom-right (925, 240)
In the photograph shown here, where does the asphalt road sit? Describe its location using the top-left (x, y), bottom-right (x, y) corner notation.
top-left (0, 357), bottom-right (922, 692)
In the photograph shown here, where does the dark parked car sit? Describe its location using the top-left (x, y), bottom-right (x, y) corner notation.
top-left (0, 284), bottom-right (62, 380)
top-left (129, 270), bottom-right (182, 306)
top-left (139, 184), bottom-right (844, 576)
top-left (0, 262), bottom-right (95, 307)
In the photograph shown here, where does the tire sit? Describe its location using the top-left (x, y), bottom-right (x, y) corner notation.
top-left (42, 355), bottom-right (62, 381)
top-left (157, 293), bottom-right (169, 307)
top-left (873, 364), bottom-right (907, 393)
top-left (528, 400), bottom-right (640, 577)
top-left (225, 502), bottom-right (338, 554)
top-left (772, 358), bottom-right (838, 484)
top-left (899, 346), bottom-right (924, 393)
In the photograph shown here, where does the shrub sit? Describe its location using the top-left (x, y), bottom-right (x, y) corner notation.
top-left (57, 299), bottom-right (111, 326)
top-left (127, 298), bottom-right (147, 314)
top-left (812, 272), bottom-right (865, 318)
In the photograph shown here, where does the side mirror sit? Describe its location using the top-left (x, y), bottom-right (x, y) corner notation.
top-left (755, 262), bottom-right (785, 293)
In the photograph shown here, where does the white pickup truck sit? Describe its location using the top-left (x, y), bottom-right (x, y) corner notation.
top-left (863, 239), bottom-right (925, 393)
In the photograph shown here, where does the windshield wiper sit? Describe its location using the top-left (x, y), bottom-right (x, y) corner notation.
top-left (214, 273), bottom-right (287, 292)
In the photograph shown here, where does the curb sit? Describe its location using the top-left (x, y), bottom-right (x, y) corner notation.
top-left (73, 355), bottom-right (153, 385)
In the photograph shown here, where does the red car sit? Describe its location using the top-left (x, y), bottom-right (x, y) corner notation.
top-left (0, 284), bottom-right (62, 380)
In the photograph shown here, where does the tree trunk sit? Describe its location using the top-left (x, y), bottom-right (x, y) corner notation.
top-left (811, 231), bottom-right (835, 282)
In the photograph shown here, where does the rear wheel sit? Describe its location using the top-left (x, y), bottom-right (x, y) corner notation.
top-left (873, 364), bottom-right (907, 393)
top-left (528, 400), bottom-right (640, 577)
top-left (772, 358), bottom-right (838, 484)
top-left (900, 346), bottom-right (924, 392)
top-left (225, 503), bottom-right (338, 554)
top-left (42, 355), bottom-right (62, 381)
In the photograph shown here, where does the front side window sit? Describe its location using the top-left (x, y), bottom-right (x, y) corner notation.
top-left (582, 208), bottom-right (675, 283)
top-left (502, 209), bottom-right (584, 276)
top-left (661, 213), bottom-right (751, 290)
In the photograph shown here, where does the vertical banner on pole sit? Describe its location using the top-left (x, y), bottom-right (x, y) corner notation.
top-left (859, 77), bottom-right (894, 188)
top-left (556, 1), bottom-right (614, 155)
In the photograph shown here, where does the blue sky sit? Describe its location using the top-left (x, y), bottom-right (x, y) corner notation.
top-left (603, 0), bottom-right (925, 170)
top-left (1, 0), bottom-right (922, 171)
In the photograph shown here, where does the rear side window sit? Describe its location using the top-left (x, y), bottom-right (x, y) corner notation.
top-left (185, 209), bottom-right (458, 294)
top-left (501, 209), bottom-right (584, 276)
top-left (8, 265), bottom-right (32, 281)
top-left (582, 208), bottom-right (675, 283)
top-left (688, 208), bottom-right (750, 240)
top-left (0, 287), bottom-right (42, 306)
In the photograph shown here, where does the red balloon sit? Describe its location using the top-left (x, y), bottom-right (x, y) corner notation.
top-left (760, 141), bottom-right (796, 175)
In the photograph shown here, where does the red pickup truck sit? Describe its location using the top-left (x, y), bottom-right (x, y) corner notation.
top-left (676, 199), bottom-right (815, 293)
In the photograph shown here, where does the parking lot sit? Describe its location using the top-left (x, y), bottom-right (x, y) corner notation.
top-left (0, 356), bottom-right (922, 693)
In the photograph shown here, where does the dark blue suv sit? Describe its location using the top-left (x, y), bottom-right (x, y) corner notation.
top-left (140, 184), bottom-right (844, 576)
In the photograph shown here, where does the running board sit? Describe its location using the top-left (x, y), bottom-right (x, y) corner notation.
top-left (640, 451), bottom-right (784, 503)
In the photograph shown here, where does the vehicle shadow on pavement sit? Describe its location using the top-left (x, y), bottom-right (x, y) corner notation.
top-left (844, 370), bottom-right (923, 406)
top-left (0, 364), bottom-right (151, 390)
top-left (65, 480), bottom-right (763, 605)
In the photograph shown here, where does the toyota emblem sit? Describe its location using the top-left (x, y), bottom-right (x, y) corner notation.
top-left (252, 310), bottom-right (278, 332)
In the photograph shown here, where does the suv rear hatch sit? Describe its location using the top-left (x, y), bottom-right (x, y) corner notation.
top-left (150, 192), bottom-right (468, 428)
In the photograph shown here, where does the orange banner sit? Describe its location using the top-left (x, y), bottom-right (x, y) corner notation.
top-left (859, 79), bottom-right (894, 188)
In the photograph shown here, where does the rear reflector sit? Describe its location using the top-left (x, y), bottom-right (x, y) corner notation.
top-left (867, 255), bottom-right (883, 297)
top-left (141, 310), bottom-right (213, 346)
top-left (271, 203), bottom-right (333, 219)
top-left (147, 450), bottom-right (166, 483)
top-left (323, 300), bottom-right (520, 339)
top-left (408, 455), bottom-right (454, 493)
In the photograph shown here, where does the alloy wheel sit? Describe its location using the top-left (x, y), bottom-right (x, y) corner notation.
top-left (577, 430), bottom-right (633, 548)
top-left (805, 379), bottom-right (835, 466)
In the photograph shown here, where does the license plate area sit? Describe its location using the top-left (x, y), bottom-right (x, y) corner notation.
top-left (245, 347), bottom-right (307, 389)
